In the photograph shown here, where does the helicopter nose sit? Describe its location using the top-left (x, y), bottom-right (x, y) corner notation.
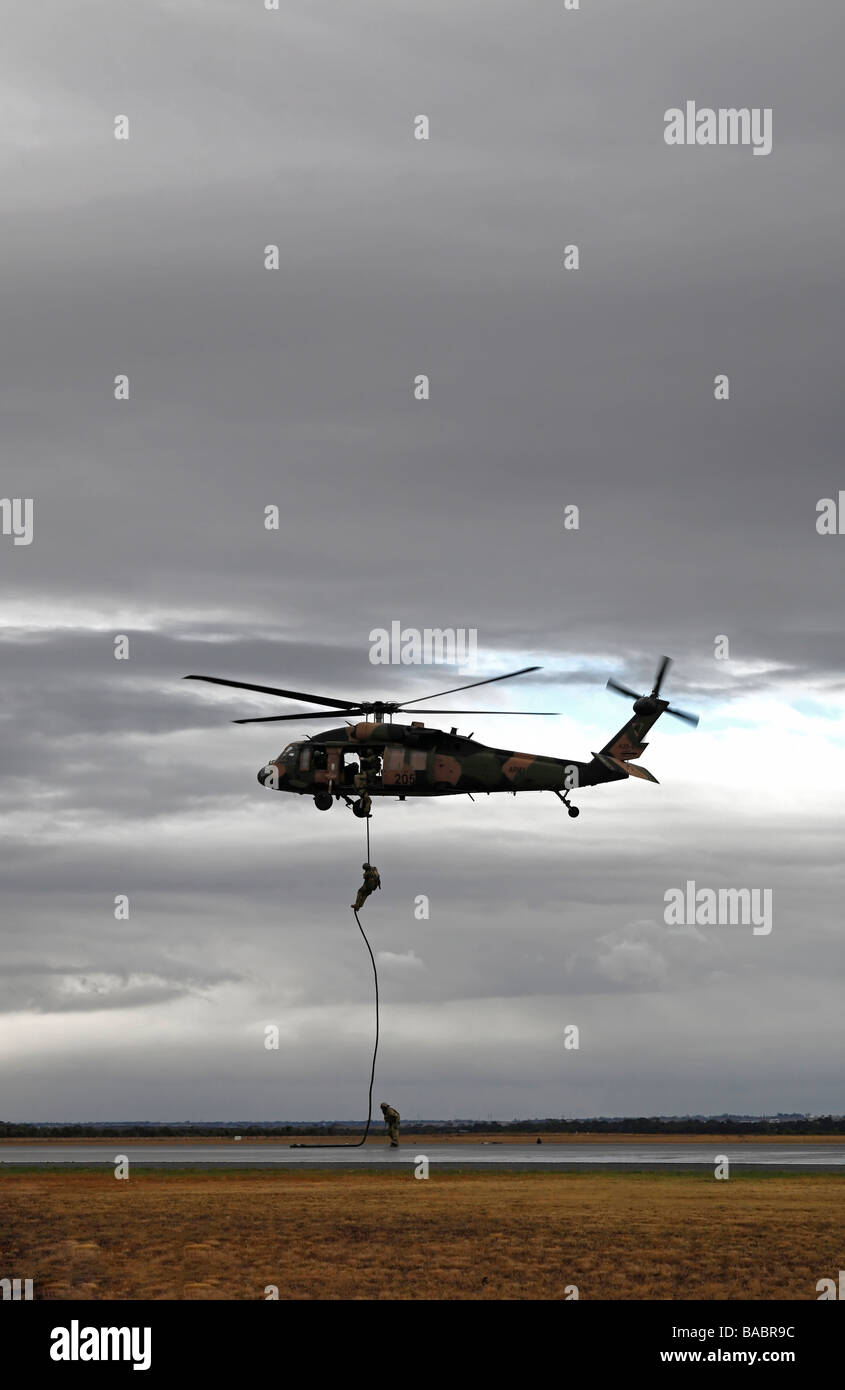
top-left (257, 764), bottom-right (281, 787)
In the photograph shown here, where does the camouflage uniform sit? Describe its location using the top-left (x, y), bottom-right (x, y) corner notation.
top-left (380, 1102), bottom-right (400, 1147)
top-left (361, 749), bottom-right (381, 779)
top-left (354, 751), bottom-right (380, 814)
top-left (351, 863), bottom-right (381, 911)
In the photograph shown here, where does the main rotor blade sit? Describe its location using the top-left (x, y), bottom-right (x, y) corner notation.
top-left (185, 675), bottom-right (360, 710)
top-left (233, 709), bottom-right (364, 724)
top-left (652, 655), bottom-right (671, 695)
top-left (235, 707), bottom-right (560, 722)
top-left (403, 665), bottom-right (541, 705)
top-left (606, 679), bottom-right (641, 699)
top-left (667, 706), bottom-right (699, 727)
top-left (399, 708), bottom-right (559, 715)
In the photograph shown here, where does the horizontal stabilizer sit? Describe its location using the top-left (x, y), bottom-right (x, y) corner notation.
top-left (591, 750), bottom-right (659, 784)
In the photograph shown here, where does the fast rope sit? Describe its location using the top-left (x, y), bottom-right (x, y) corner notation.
top-left (290, 814), bottom-right (379, 1150)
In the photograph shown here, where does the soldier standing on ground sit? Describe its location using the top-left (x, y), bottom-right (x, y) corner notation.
top-left (380, 1101), bottom-right (400, 1147)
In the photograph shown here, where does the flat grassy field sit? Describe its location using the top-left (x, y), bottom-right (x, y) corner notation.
top-left (2, 1170), bottom-right (842, 1300)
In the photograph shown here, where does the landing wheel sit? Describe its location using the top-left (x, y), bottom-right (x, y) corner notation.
top-left (352, 799), bottom-right (371, 819)
top-left (314, 792), bottom-right (333, 811)
top-left (567, 805), bottom-right (580, 819)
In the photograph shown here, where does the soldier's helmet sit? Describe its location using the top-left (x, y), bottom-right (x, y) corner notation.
top-left (379, 1102), bottom-right (388, 1112)
top-left (363, 863), bottom-right (370, 870)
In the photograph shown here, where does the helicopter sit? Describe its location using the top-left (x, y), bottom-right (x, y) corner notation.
top-left (184, 656), bottom-right (698, 819)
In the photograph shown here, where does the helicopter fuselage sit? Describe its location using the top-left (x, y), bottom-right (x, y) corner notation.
top-left (257, 720), bottom-right (625, 801)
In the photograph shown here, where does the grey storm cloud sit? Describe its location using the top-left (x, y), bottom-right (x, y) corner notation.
top-left (0, 0), bottom-right (843, 1119)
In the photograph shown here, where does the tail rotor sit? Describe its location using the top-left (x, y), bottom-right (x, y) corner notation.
top-left (606, 655), bottom-right (699, 727)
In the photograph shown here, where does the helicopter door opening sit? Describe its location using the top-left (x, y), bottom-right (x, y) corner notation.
top-left (309, 746), bottom-right (329, 783)
top-left (341, 751), bottom-right (360, 787)
top-left (342, 748), bottom-right (382, 788)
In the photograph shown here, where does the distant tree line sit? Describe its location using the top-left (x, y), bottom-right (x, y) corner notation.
top-left (2, 1116), bottom-right (843, 1138)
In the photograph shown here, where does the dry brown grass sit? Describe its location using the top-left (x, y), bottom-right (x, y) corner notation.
top-left (1, 1170), bottom-right (842, 1300)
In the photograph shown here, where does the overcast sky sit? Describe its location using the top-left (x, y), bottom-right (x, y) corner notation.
top-left (1, 0), bottom-right (843, 1121)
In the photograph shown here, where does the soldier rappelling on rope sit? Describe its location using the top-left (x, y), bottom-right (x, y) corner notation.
top-left (352, 862), bottom-right (381, 912)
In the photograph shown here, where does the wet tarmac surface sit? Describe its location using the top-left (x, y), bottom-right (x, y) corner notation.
top-left (3, 1142), bottom-right (843, 1170)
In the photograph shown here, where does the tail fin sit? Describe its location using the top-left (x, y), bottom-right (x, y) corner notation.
top-left (592, 656), bottom-right (699, 785)
top-left (589, 700), bottom-right (669, 784)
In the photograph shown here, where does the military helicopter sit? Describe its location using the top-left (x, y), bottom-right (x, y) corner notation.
top-left (184, 656), bottom-right (698, 819)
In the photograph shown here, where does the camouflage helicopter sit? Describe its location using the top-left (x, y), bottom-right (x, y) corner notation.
top-left (184, 656), bottom-right (698, 819)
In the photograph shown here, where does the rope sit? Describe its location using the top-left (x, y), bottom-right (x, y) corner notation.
top-left (290, 815), bottom-right (379, 1150)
